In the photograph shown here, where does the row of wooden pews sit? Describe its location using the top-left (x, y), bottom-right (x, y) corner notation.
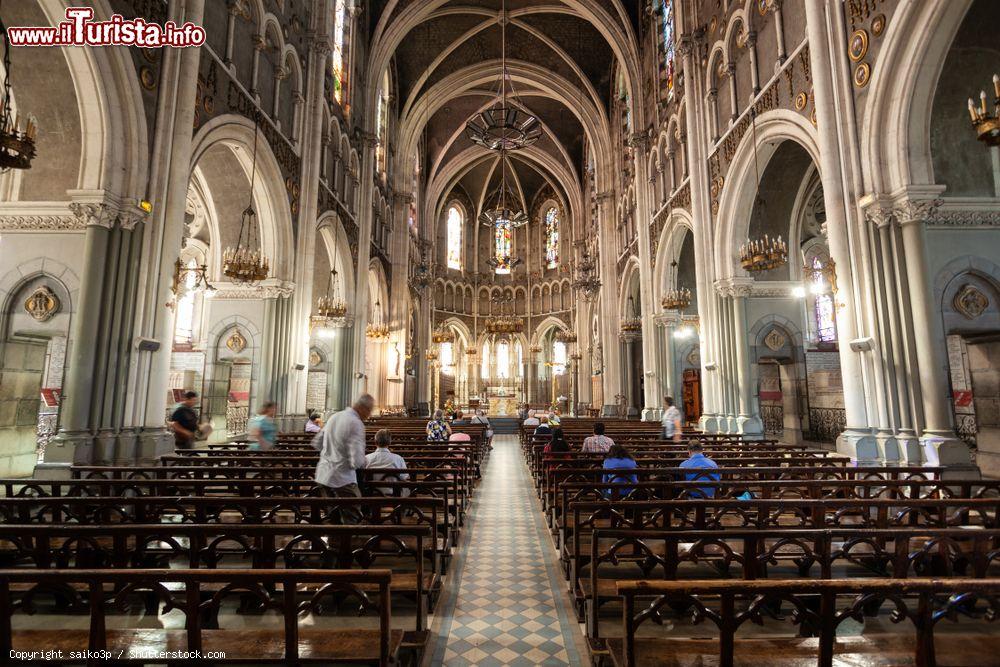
top-left (522, 417), bottom-right (1000, 667)
top-left (0, 416), bottom-right (488, 665)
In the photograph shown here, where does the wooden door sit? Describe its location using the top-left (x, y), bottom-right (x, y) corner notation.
top-left (682, 369), bottom-right (702, 425)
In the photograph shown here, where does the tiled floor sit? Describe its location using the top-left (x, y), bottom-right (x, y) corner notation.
top-left (426, 435), bottom-right (588, 666)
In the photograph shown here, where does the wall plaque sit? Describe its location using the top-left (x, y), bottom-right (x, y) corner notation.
top-left (24, 286), bottom-right (60, 322)
top-left (954, 284), bottom-right (989, 320)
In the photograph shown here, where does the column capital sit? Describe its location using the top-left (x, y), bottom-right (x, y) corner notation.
top-left (67, 191), bottom-right (147, 230)
top-left (654, 311), bottom-right (682, 327)
top-left (627, 129), bottom-right (651, 152)
top-left (677, 36), bottom-right (695, 58)
top-left (714, 276), bottom-right (753, 298)
top-left (595, 190), bottom-right (615, 203)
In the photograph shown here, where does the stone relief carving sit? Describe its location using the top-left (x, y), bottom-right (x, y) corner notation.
top-left (687, 347), bottom-right (700, 367)
top-left (954, 284), bottom-right (989, 320)
top-left (0, 215), bottom-right (82, 231)
top-left (763, 328), bottom-right (787, 352)
top-left (24, 286), bottom-right (60, 322)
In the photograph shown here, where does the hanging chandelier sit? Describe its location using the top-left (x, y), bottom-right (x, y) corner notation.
top-left (620, 295), bottom-right (642, 336)
top-left (739, 108), bottom-right (787, 273)
top-left (464, 0), bottom-right (541, 152)
top-left (572, 244), bottom-right (602, 301)
top-left (484, 291), bottom-right (523, 335)
top-left (223, 113), bottom-right (271, 283)
top-left (967, 74), bottom-right (1000, 147)
top-left (0, 11), bottom-right (36, 171)
top-left (661, 286), bottom-right (692, 311)
top-left (554, 327), bottom-right (577, 344)
top-left (314, 267), bottom-right (348, 322)
top-left (431, 324), bottom-right (455, 345)
top-left (365, 298), bottom-right (391, 340)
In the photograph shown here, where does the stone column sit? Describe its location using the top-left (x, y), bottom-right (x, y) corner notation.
top-left (596, 191), bottom-right (621, 414)
top-left (732, 281), bottom-right (763, 436)
top-left (350, 133), bottom-right (378, 398)
top-left (804, 0), bottom-right (874, 456)
top-left (324, 320), bottom-right (352, 412)
top-left (655, 311), bottom-right (680, 400)
top-left (895, 196), bottom-right (968, 465)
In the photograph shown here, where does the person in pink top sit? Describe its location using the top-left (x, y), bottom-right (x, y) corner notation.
top-left (581, 421), bottom-right (614, 454)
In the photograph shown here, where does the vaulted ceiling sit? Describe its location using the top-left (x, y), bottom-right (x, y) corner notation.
top-left (368, 0), bottom-right (643, 229)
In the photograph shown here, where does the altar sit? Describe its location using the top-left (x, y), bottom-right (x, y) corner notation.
top-left (472, 386), bottom-right (523, 416)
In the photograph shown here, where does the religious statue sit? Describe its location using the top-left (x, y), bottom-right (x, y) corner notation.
top-left (392, 342), bottom-right (402, 377)
top-left (591, 342), bottom-right (603, 375)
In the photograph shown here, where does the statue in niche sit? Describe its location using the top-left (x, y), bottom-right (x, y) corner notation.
top-left (392, 342), bottom-right (402, 377)
top-left (591, 342), bottom-right (603, 375)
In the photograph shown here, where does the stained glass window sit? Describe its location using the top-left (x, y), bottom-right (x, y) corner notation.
top-left (173, 258), bottom-right (198, 345)
top-left (440, 340), bottom-right (454, 368)
top-left (662, 0), bottom-right (675, 98)
top-left (544, 207), bottom-right (559, 269)
top-left (516, 341), bottom-right (523, 377)
top-left (331, 0), bottom-right (347, 104)
top-left (375, 71), bottom-right (389, 170)
top-left (446, 205), bottom-right (462, 270)
top-left (481, 342), bottom-right (490, 378)
top-left (494, 220), bottom-right (512, 275)
top-left (812, 257), bottom-right (837, 342)
top-left (497, 340), bottom-right (510, 379)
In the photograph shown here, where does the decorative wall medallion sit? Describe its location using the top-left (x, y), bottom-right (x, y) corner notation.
top-left (24, 286), bottom-right (59, 322)
top-left (757, 0), bottom-right (767, 16)
top-left (203, 95), bottom-right (215, 114)
top-left (309, 350), bottom-right (322, 367)
top-left (848, 30), bottom-right (869, 61)
top-left (954, 284), bottom-right (989, 320)
top-left (226, 330), bottom-right (248, 354)
top-left (795, 92), bottom-right (808, 110)
top-left (853, 62), bottom-right (871, 88)
top-left (709, 15), bottom-right (718, 34)
top-left (711, 201), bottom-right (719, 215)
top-left (763, 329), bottom-right (787, 352)
top-left (871, 14), bottom-right (886, 37)
top-left (810, 108), bottom-right (818, 127)
top-left (687, 348), bottom-right (700, 367)
top-left (139, 66), bottom-right (156, 90)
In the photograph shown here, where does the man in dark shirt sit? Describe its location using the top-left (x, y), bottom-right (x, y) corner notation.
top-left (169, 391), bottom-right (200, 449)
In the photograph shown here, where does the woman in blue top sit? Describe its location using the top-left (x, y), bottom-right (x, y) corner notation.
top-left (602, 444), bottom-right (639, 497)
top-left (248, 402), bottom-right (278, 451)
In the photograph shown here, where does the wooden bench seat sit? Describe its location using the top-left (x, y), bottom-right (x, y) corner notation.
top-left (604, 634), bottom-right (998, 667)
top-left (10, 628), bottom-right (405, 664)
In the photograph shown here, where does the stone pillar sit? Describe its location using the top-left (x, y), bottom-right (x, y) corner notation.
top-left (324, 320), bottom-right (352, 412)
top-left (895, 196), bottom-right (969, 465)
top-left (350, 133), bottom-right (378, 398)
top-left (596, 191), bottom-right (621, 414)
top-left (655, 311), bottom-right (680, 401)
top-left (732, 282), bottom-right (763, 436)
top-left (804, 0), bottom-right (874, 457)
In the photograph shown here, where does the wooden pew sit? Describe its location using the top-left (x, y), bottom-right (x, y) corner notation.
top-left (611, 578), bottom-right (1000, 667)
top-left (0, 568), bottom-right (400, 666)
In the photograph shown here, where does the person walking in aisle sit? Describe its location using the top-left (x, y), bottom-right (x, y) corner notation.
top-left (248, 402), bottom-right (278, 451)
top-left (168, 391), bottom-right (201, 450)
top-left (314, 394), bottom-right (375, 497)
top-left (661, 396), bottom-right (683, 442)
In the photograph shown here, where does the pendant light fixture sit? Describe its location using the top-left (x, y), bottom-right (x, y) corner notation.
top-left (0, 1), bottom-right (37, 172)
top-left (366, 298), bottom-right (390, 340)
top-left (739, 107), bottom-right (787, 273)
top-left (464, 0), bottom-right (541, 152)
top-left (222, 112), bottom-right (271, 284)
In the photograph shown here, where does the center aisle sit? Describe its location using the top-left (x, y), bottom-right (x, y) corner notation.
top-left (425, 435), bottom-right (588, 666)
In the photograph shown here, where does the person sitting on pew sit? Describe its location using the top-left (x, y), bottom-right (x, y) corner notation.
top-left (602, 444), bottom-right (639, 496)
top-left (365, 428), bottom-right (410, 497)
top-left (453, 410), bottom-right (470, 426)
top-left (543, 427), bottom-right (570, 454)
top-left (581, 421), bottom-right (614, 454)
top-left (548, 411), bottom-right (561, 426)
top-left (523, 409), bottom-right (539, 427)
top-left (679, 441), bottom-right (720, 498)
top-left (471, 408), bottom-right (494, 450)
top-left (315, 393), bottom-right (375, 497)
top-left (305, 413), bottom-right (323, 433)
top-left (533, 415), bottom-right (552, 437)
top-left (426, 409), bottom-right (452, 442)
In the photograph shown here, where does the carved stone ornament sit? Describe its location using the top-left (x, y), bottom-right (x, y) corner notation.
top-left (309, 350), bottom-right (322, 367)
top-left (687, 348), bottom-right (700, 367)
top-left (954, 284), bottom-right (989, 320)
top-left (763, 328), bottom-right (787, 352)
top-left (24, 286), bottom-right (60, 322)
top-left (226, 330), bottom-right (248, 354)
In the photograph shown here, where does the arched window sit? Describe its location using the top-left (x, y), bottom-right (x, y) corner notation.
top-left (544, 207), bottom-right (559, 269)
top-left (173, 258), bottom-right (199, 345)
top-left (446, 205), bottom-right (463, 270)
top-left (515, 341), bottom-right (523, 378)
top-left (661, 0), bottom-right (675, 98)
top-left (331, 0), bottom-right (348, 104)
top-left (494, 220), bottom-right (512, 275)
top-left (812, 257), bottom-right (837, 342)
top-left (375, 71), bottom-right (389, 171)
top-left (497, 340), bottom-right (510, 379)
top-left (481, 341), bottom-right (490, 378)
top-left (440, 340), bottom-right (454, 369)
top-left (553, 340), bottom-right (567, 376)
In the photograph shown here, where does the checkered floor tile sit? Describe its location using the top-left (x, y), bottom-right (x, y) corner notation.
top-left (425, 435), bottom-right (586, 666)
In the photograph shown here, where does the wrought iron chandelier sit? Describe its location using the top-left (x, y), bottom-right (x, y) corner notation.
top-left (464, 0), bottom-right (541, 152)
top-left (620, 295), bottom-right (642, 336)
top-left (365, 298), bottom-right (390, 340)
top-left (572, 244), bottom-right (601, 301)
top-left (170, 257), bottom-right (214, 299)
top-left (431, 324), bottom-right (455, 345)
top-left (739, 107), bottom-right (787, 273)
top-left (0, 8), bottom-right (36, 172)
top-left (967, 74), bottom-right (1000, 147)
top-left (661, 286), bottom-right (692, 310)
top-left (484, 291), bottom-right (523, 335)
top-left (554, 327), bottom-right (577, 344)
top-left (315, 266), bottom-right (348, 321)
top-left (223, 113), bottom-right (271, 283)
top-left (480, 149), bottom-right (529, 227)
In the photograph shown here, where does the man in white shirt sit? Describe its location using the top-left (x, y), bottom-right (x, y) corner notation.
top-left (661, 396), bottom-right (683, 442)
top-left (314, 394), bottom-right (375, 496)
top-left (523, 410), bottom-right (540, 427)
top-left (365, 429), bottom-right (410, 496)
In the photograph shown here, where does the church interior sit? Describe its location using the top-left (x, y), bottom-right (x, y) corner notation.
top-left (1, 0), bottom-right (1000, 664)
